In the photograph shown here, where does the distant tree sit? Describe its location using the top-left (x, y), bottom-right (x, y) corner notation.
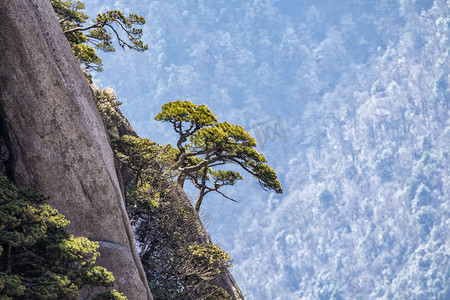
top-left (0, 175), bottom-right (126, 299)
top-left (155, 100), bottom-right (283, 213)
top-left (51, 0), bottom-right (148, 71)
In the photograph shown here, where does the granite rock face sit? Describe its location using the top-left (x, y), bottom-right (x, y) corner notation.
top-left (0, 1), bottom-right (152, 299)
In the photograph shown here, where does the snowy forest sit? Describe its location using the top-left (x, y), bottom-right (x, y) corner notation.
top-left (84, 0), bottom-right (449, 299)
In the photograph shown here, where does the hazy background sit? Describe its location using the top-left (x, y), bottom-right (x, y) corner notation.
top-left (86, 1), bottom-right (449, 299)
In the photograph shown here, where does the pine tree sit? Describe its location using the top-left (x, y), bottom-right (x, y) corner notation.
top-left (51, 0), bottom-right (148, 71)
top-left (0, 175), bottom-right (126, 299)
top-left (155, 100), bottom-right (283, 213)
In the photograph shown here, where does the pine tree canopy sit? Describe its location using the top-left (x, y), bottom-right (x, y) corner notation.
top-left (155, 100), bottom-right (283, 212)
top-left (51, 0), bottom-right (148, 71)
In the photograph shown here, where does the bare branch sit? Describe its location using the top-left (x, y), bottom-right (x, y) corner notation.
top-left (227, 157), bottom-right (258, 177)
top-left (59, 16), bottom-right (70, 24)
top-left (214, 189), bottom-right (239, 203)
top-left (179, 157), bottom-right (221, 174)
top-left (207, 162), bottom-right (226, 168)
top-left (105, 23), bottom-right (129, 48)
top-left (63, 22), bottom-right (101, 34)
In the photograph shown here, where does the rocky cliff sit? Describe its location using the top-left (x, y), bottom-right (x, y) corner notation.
top-left (0, 0), bottom-right (151, 299)
top-left (99, 86), bottom-right (244, 299)
top-left (0, 0), bottom-right (243, 299)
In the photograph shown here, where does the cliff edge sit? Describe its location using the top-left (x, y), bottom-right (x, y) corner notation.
top-left (102, 87), bottom-right (244, 300)
top-left (0, 1), bottom-right (152, 299)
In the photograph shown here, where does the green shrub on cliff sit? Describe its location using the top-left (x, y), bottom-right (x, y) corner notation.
top-left (135, 190), bottom-right (232, 300)
top-left (0, 175), bottom-right (126, 300)
top-left (112, 133), bottom-right (233, 299)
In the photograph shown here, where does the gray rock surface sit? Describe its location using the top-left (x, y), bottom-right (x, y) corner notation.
top-left (0, 1), bottom-right (152, 299)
